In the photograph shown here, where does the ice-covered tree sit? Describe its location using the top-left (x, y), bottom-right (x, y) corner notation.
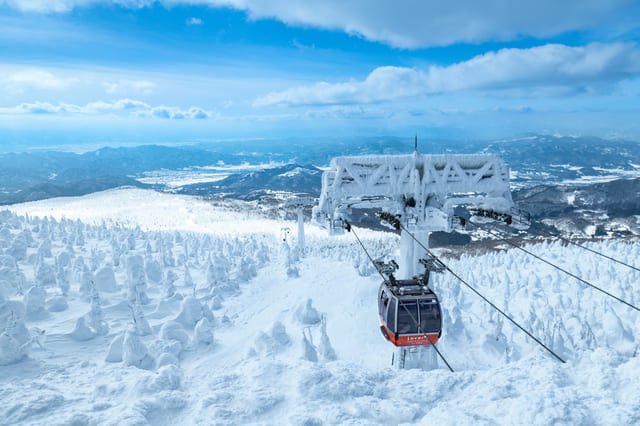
top-left (175, 296), bottom-right (213, 329)
top-left (317, 318), bottom-right (337, 362)
top-left (0, 299), bottom-right (31, 365)
top-left (162, 240), bottom-right (175, 267)
top-left (129, 299), bottom-right (152, 336)
top-left (123, 330), bottom-right (155, 370)
top-left (126, 232), bottom-right (136, 251)
top-left (74, 230), bottom-right (84, 247)
top-left (35, 261), bottom-right (57, 288)
top-left (85, 283), bottom-right (108, 335)
top-left (37, 238), bottom-right (53, 259)
top-left (24, 285), bottom-right (47, 320)
top-left (126, 255), bottom-right (149, 305)
top-left (94, 265), bottom-right (119, 293)
top-left (194, 317), bottom-right (214, 345)
top-left (0, 311), bottom-right (29, 365)
top-left (7, 235), bottom-right (28, 261)
top-left (145, 241), bottom-right (153, 256)
top-left (183, 264), bottom-right (195, 296)
top-left (236, 254), bottom-right (257, 282)
top-left (282, 240), bottom-right (299, 278)
top-left (78, 268), bottom-right (95, 299)
top-left (301, 330), bottom-right (318, 362)
top-left (145, 258), bottom-right (163, 285)
top-left (164, 270), bottom-right (179, 298)
top-left (206, 255), bottom-right (232, 295)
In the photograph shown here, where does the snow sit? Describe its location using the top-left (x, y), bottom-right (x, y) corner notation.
top-left (8, 187), bottom-right (327, 236)
top-left (0, 189), bottom-right (639, 424)
top-left (278, 166), bottom-right (315, 177)
top-left (136, 162), bottom-right (290, 188)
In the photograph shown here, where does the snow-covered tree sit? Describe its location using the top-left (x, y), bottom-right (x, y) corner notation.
top-left (123, 330), bottom-right (155, 370)
top-left (145, 258), bottom-right (163, 285)
top-left (194, 317), bottom-right (214, 345)
top-left (283, 240), bottom-right (299, 278)
top-left (318, 319), bottom-right (337, 362)
top-left (0, 299), bottom-right (31, 365)
top-left (7, 235), bottom-right (28, 261)
top-left (206, 255), bottom-right (232, 295)
top-left (88, 283), bottom-right (109, 335)
top-left (164, 270), bottom-right (179, 298)
top-left (24, 285), bottom-right (47, 320)
top-left (35, 261), bottom-right (57, 288)
top-left (126, 255), bottom-right (149, 305)
top-left (126, 232), bottom-right (136, 251)
top-left (162, 240), bottom-right (175, 267)
top-left (129, 300), bottom-right (152, 336)
top-left (37, 238), bottom-right (53, 259)
top-left (183, 264), bottom-right (195, 296)
top-left (94, 265), bottom-right (119, 293)
top-left (301, 330), bottom-right (318, 362)
top-left (236, 254), bottom-right (257, 282)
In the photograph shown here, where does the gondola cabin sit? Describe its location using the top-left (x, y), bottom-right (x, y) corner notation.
top-left (378, 279), bottom-right (442, 347)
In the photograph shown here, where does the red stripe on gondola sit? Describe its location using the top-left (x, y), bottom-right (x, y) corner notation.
top-left (380, 325), bottom-right (439, 347)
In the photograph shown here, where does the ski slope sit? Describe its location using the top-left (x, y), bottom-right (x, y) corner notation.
top-left (2, 187), bottom-right (640, 425)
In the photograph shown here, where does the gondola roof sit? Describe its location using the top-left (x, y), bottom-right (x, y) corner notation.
top-left (383, 279), bottom-right (437, 299)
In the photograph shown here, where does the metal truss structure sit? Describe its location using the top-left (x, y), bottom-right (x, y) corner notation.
top-left (312, 152), bottom-right (514, 278)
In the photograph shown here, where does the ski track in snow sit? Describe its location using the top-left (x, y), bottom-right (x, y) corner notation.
top-left (1, 187), bottom-right (639, 425)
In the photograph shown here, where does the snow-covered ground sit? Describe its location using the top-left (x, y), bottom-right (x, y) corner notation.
top-left (2, 188), bottom-right (640, 425)
top-left (9, 187), bottom-right (329, 237)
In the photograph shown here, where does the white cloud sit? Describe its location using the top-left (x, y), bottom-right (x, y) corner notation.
top-left (0, 0), bottom-right (152, 13)
top-left (186, 16), bottom-right (203, 26)
top-left (0, 0), bottom-right (633, 47)
top-left (102, 80), bottom-right (156, 95)
top-left (146, 105), bottom-right (210, 119)
top-left (1, 69), bottom-right (75, 91)
top-left (0, 98), bottom-right (215, 119)
top-left (211, 0), bottom-right (634, 48)
top-left (254, 43), bottom-right (640, 106)
top-left (253, 66), bottom-right (427, 106)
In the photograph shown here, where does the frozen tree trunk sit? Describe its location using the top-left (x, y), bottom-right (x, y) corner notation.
top-left (301, 330), bottom-right (318, 362)
top-left (318, 319), bottom-right (337, 361)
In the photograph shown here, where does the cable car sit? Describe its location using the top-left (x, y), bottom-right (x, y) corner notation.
top-left (378, 278), bottom-right (442, 346)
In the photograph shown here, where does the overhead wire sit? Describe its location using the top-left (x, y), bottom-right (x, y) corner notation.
top-left (527, 225), bottom-right (640, 274)
top-left (346, 221), bottom-right (455, 372)
top-left (469, 221), bottom-right (640, 314)
top-left (393, 221), bottom-right (566, 364)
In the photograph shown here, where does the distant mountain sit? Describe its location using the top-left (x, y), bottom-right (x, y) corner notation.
top-left (1, 175), bottom-right (144, 205)
top-left (510, 177), bottom-right (640, 237)
top-left (514, 177), bottom-right (640, 218)
top-left (0, 145), bottom-right (231, 205)
top-left (175, 164), bottom-right (323, 200)
top-left (1, 135), bottom-right (639, 205)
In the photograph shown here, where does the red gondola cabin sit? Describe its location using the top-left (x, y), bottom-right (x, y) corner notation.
top-left (378, 279), bottom-right (442, 347)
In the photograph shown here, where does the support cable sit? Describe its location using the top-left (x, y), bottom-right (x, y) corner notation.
top-left (430, 341), bottom-right (455, 372)
top-left (470, 221), bottom-right (640, 314)
top-left (396, 222), bottom-right (566, 364)
top-left (345, 221), bottom-right (387, 282)
top-left (528, 226), bottom-right (640, 274)
top-left (345, 221), bottom-right (455, 372)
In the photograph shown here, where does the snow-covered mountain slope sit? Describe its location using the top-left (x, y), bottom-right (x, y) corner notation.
top-left (9, 187), bottom-right (317, 237)
top-left (1, 188), bottom-right (639, 425)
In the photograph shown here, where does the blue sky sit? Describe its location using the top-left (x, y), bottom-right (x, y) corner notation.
top-left (1, 0), bottom-right (639, 148)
